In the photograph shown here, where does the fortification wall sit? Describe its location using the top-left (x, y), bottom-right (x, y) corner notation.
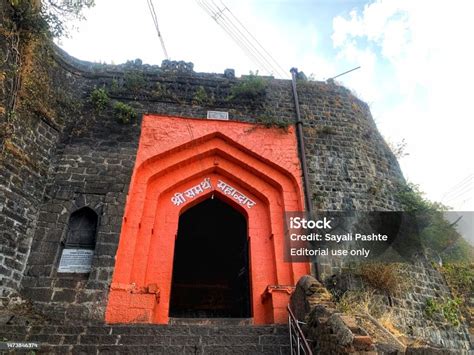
top-left (0, 3), bottom-right (87, 297)
top-left (3, 3), bottom-right (470, 351)
top-left (1, 30), bottom-right (404, 315)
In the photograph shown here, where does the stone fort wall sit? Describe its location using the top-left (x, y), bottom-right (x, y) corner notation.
top-left (1, 2), bottom-right (470, 351)
top-left (1, 41), bottom-right (404, 310)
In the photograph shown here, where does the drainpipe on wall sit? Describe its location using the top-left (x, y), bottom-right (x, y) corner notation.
top-left (290, 68), bottom-right (313, 216)
top-left (290, 68), bottom-right (320, 280)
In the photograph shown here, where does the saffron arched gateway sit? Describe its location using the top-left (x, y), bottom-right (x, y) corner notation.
top-left (105, 115), bottom-right (308, 324)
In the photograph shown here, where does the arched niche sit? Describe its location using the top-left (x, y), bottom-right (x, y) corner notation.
top-left (65, 207), bottom-right (98, 248)
top-left (58, 207), bottom-right (98, 274)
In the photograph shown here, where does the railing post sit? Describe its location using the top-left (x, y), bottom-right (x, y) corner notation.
top-left (287, 304), bottom-right (313, 355)
top-left (289, 315), bottom-right (293, 355)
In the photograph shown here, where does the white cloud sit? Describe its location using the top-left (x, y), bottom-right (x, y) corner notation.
top-left (332, 0), bottom-right (474, 209)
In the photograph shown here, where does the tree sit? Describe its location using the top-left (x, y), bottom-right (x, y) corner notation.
top-left (41, 0), bottom-right (95, 37)
top-left (9, 0), bottom-right (95, 38)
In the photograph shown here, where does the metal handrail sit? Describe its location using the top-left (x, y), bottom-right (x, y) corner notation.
top-left (288, 305), bottom-right (313, 355)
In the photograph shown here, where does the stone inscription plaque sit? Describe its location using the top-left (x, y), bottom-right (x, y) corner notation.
top-left (58, 248), bottom-right (94, 273)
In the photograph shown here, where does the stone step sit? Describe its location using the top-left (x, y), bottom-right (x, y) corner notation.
top-left (0, 323), bottom-right (291, 354)
top-left (168, 317), bottom-right (253, 326)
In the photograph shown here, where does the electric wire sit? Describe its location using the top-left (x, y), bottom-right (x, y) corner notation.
top-left (441, 174), bottom-right (473, 198)
top-left (197, 0), bottom-right (287, 78)
top-left (441, 176), bottom-right (473, 205)
top-left (212, 0), bottom-right (285, 77)
top-left (444, 186), bottom-right (473, 203)
top-left (208, 0), bottom-right (282, 77)
top-left (218, 0), bottom-right (288, 78)
top-left (197, 0), bottom-right (271, 74)
top-left (198, 0), bottom-right (273, 75)
top-left (147, 0), bottom-right (169, 60)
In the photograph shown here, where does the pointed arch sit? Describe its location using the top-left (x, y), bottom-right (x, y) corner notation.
top-left (106, 115), bottom-right (309, 325)
top-left (65, 207), bottom-right (98, 249)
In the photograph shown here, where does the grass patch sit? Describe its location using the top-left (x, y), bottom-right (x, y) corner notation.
top-left (354, 262), bottom-right (406, 295)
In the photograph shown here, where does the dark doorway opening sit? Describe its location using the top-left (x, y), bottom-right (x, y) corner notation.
top-left (169, 197), bottom-right (251, 318)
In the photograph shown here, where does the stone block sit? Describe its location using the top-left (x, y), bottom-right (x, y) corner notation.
top-left (22, 287), bottom-right (53, 302)
top-left (52, 289), bottom-right (77, 303)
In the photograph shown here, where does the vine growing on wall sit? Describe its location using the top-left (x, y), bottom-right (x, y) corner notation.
top-left (1, 2), bottom-right (24, 160)
top-left (2, 0), bottom-right (94, 121)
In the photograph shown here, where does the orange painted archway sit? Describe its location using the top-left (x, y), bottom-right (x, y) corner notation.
top-left (105, 115), bottom-right (308, 324)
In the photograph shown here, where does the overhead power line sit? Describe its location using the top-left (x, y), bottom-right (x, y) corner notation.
top-left (147, 0), bottom-right (169, 60)
top-left (196, 0), bottom-right (289, 78)
top-left (218, 0), bottom-right (288, 78)
top-left (198, 0), bottom-right (271, 74)
top-left (444, 186), bottom-right (473, 203)
top-left (442, 174), bottom-right (473, 199)
top-left (197, 0), bottom-right (272, 74)
top-left (329, 66), bottom-right (361, 80)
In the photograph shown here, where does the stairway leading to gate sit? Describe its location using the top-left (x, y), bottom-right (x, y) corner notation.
top-left (0, 322), bottom-right (291, 354)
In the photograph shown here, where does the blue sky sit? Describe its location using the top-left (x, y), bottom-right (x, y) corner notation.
top-left (59, 0), bottom-right (474, 210)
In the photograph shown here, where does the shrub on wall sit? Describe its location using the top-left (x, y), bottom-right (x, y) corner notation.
top-left (192, 86), bottom-right (214, 106)
top-left (396, 182), bottom-right (474, 263)
top-left (113, 102), bottom-right (136, 124)
top-left (90, 87), bottom-right (109, 112)
top-left (354, 262), bottom-right (406, 295)
top-left (228, 71), bottom-right (267, 101)
top-left (424, 297), bottom-right (462, 327)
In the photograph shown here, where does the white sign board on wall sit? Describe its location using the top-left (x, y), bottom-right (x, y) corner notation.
top-left (58, 248), bottom-right (94, 273)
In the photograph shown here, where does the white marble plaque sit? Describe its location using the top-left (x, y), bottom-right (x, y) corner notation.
top-left (207, 111), bottom-right (229, 120)
top-left (58, 248), bottom-right (94, 273)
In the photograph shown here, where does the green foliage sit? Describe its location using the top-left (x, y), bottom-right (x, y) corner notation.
top-left (89, 87), bottom-right (109, 112)
top-left (113, 102), bottom-right (136, 124)
top-left (256, 114), bottom-right (289, 129)
top-left (8, 0), bottom-right (49, 34)
top-left (442, 298), bottom-right (462, 327)
top-left (228, 71), bottom-right (267, 101)
top-left (396, 182), bottom-right (473, 262)
top-left (124, 70), bottom-right (146, 94)
top-left (110, 79), bottom-right (120, 93)
top-left (425, 298), bottom-right (439, 318)
top-left (192, 86), bottom-right (213, 105)
top-left (396, 182), bottom-right (444, 213)
top-left (441, 263), bottom-right (474, 295)
top-left (41, 0), bottom-right (95, 38)
top-left (9, 0), bottom-right (95, 38)
top-left (424, 297), bottom-right (462, 327)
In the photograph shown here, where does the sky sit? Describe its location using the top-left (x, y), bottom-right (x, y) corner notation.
top-left (58, 0), bottom-right (474, 211)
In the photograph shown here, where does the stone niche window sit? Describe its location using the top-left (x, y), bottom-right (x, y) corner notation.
top-left (58, 207), bottom-right (98, 274)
